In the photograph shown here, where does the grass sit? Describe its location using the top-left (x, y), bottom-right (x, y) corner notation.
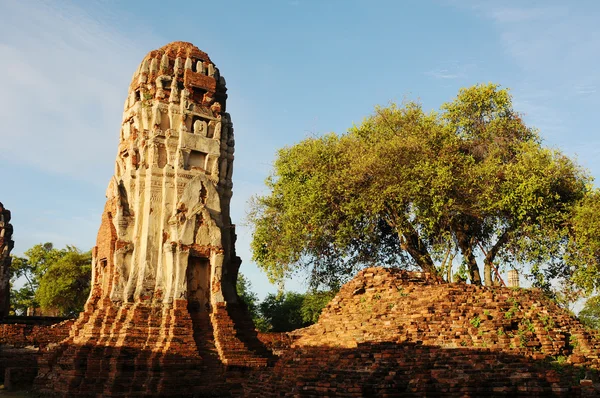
top-left (504, 297), bottom-right (520, 319)
top-left (469, 315), bottom-right (482, 328)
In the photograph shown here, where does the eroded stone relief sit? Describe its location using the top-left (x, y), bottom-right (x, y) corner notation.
top-left (91, 41), bottom-right (239, 307)
top-left (0, 202), bottom-right (14, 318)
top-left (37, 42), bottom-right (269, 397)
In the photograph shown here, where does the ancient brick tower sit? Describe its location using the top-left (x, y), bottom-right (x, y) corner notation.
top-left (0, 202), bottom-right (14, 318)
top-left (37, 42), bottom-right (270, 397)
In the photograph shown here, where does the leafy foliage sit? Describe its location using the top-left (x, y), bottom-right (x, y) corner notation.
top-left (10, 242), bottom-right (62, 314)
top-left (567, 190), bottom-right (600, 293)
top-left (10, 282), bottom-right (36, 316)
top-left (247, 286), bottom-right (336, 332)
top-left (259, 292), bottom-right (307, 332)
top-left (550, 279), bottom-right (584, 314)
top-left (579, 296), bottom-right (600, 330)
top-left (36, 248), bottom-right (91, 316)
top-left (300, 290), bottom-right (337, 324)
top-left (236, 273), bottom-right (259, 317)
top-left (10, 243), bottom-right (91, 316)
top-left (249, 84), bottom-right (593, 289)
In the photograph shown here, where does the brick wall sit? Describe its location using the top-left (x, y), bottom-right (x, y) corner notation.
top-left (7, 266), bottom-right (600, 396)
top-left (35, 299), bottom-right (273, 396)
top-left (0, 319), bottom-right (74, 348)
top-left (257, 332), bottom-right (295, 356)
top-left (296, 268), bottom-right (600, 361)
top-left (0, 346), bottom-right (37, 390)
top-left (244, 267), bottom-right (600, 397)
top-left (35, 300), bottom-right (229, 397)
top-left (0, 318), bottom-right (73, 391)
top-left (211, 302), bottom-right (273, 367)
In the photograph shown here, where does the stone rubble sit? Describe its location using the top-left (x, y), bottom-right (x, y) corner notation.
top-left (245, 267), bottom-right (600, 397)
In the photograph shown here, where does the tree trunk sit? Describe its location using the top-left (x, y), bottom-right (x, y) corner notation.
top-left (396, 222), bottom-right (441, 280)
top-left (484, 263), bottom-right (493, 286)
top-left (454, 227), bottom-right (482, 285)
top-left (483, 229), bottom-right (511, 286)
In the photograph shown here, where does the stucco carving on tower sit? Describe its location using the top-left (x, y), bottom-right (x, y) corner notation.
top-left (94, 41), bottom-right (238, 309)
top-left (37, 42), bottom-right (270, 397)
top-left (0, 202), bottom-right (14, 318)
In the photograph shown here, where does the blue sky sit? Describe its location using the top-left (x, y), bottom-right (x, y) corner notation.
top-left (1, 0), bottom-right (599, 299)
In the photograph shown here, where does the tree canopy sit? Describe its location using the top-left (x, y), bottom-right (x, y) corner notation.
top-left (579, 295), bottom-right (600, 330)
top-left (10, 243), bottom-right (91, 316)
top-left (236, 273), bottom-right (335, 332)
top-left (256, 289), bottom-right (336, 332)
top-left (236, 272), bottom-right (260, 319)
top-left (249, 83), bottom-right (597, 291)
top-left (259, 292), bottom-right (308, 332)
top-left (36, 247), bottom-right (91, 316)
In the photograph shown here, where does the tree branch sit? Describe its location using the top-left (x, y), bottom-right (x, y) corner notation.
top-left (394, 216), bottom-right (441, 279)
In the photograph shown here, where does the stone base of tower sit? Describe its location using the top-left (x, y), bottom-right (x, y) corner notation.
top-left (35, 298), bottom-right (272, 397)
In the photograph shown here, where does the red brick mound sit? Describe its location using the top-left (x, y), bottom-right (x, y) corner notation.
top-left (245, 267), bottom-right (600, 397)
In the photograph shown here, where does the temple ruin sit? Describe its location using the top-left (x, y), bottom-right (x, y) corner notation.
top-left (1, 41), bottom-right (595, 396)
top-left (0, 202), bottom-right (14, 319)
top-left (36, 42), bottom-right (270, 397)
top-left (246, 268), bottom-right (600, 396)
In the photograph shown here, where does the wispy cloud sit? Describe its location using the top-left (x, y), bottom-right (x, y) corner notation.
top-left (425, 62), bottom-right (476, 80)
top-left (465, 2), bottom-right (600, 90)
top-left (0, 1), bottom-right (158, 183)
top-left (573, 85), bottom-right (597, 95)
top-left (444, 1), bottom-right (600, 182)
top-left (487, 6), bottom-right (567, 24)
top-left (426, 69), bottom-right (461, 80)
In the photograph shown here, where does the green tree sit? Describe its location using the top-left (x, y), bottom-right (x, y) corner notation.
top-left (259, 292), bottom-right (308, 332)
top-left (300, 289), bottom-right (336, 324)
top-left (10, 243), bottom-right (91, 316)
top-left (579, 296), bottom-right (600, 330)
top-left (237, 273), bottom-right (261, 319)
top-left (10, 242), bottom-right (64, 314)
top-left (9, 282), bottom-right (36, 316)
top-left (551, 280), bottom-right (584, 314)
top-left (566, 189), bottom-right (600, 293)
top-left (524, 188), bottom-right (600, 297)
top-left (237, 273), bottom-right (336, 331)
top-left (36, 247), bottom-right (91, 316)
top-left (249, 84), bottom-right (592, 288)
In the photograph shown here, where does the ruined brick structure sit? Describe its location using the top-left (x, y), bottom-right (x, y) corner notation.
top-left (37, 42), bottom-right (270, 397)
top-left (246, 268), bottom-right (600, 397)
top-left (0, 202), bottom-right (14, 319)
top-left (19, 41), bottom-right (600, 397)
top-left (1, 318), bottom-right (75, 349)
top-left (0, 319), bottom-right (74, 390)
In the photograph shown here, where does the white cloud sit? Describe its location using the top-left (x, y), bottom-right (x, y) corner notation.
top-left (426, 69), bottom-right (461, 80)
top-left (0, 0), bottom-right (157, 183)
top-left (425, 61), bottom-right (477, 81)
top-left (487, 6), bottom-right (567, 24)
top-left (574, 85), bottom-right (597, 95)
top-left (448, 2), bottom-right (600, 157)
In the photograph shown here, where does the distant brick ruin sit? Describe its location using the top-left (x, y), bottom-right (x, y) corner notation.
top-left (0, 202), bottom-right (14, 319)
top-left (36, 42), bottom-right (271, 397)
